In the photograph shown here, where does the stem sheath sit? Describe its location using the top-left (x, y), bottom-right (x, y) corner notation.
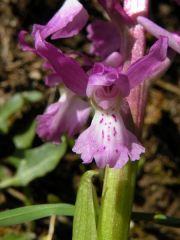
top-left (98, 163), bottom-right (138, 240)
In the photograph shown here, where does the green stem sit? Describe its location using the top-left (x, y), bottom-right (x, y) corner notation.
top-left (97, 162), bottom-right (138, 240)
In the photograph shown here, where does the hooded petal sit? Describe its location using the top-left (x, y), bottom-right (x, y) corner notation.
top-left (34, 31), bottom-right (88, 95)
top-left (98, 0), bottom-right (134, 26)
top-left (73, 110), bottom-right (144, 168)
top-left (127, 36), bottom-right (171, 88)
top-left (87, 63), bottom-right (130, 100)
top-left (137, 16), bottom-right (180, 54)
top-left (37, 89), bottom-right (91, 143)
top-left (87, 20), bottom-right (121, 58)
top-left (32, 0), bottom-right (88, 39)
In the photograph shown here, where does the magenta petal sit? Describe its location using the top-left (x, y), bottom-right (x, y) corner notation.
top-left (98, 0), bottom-right (134, 25)
top-left (37, 89), bottom-right (91, 143)
top-left (36, 0), bottom-right (88, 39)
top-left (127, 36), bottom-right (169, 89)
top-left (87, 20), bottom-right (121, 57)
top-left (18, 31), bottom-right (36, 52)
top-left (73, 110), bottom-right (145, 168)
top-left (137, 16), bottom-right (180, 54)
top-left (34, 31), bottom-right (88, 95)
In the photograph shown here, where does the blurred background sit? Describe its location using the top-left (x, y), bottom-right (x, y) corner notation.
top-left (0, 0), bottom-right (179, 239)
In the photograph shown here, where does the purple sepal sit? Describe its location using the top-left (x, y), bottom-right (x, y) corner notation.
top-left (34, 31), bottom-right (88, 95)
top-left (137, 16), bottom-right (180, 54)
top-left (19, 0), bottom-right (88, 51)
top-left (33, 0), bottom-right (88, 40)
top-left (127, 36), bottom-right (169, 88)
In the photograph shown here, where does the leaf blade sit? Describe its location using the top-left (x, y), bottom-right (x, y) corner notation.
top-left (0, 141), bottom-right (67, 188)
top-left (0, 203), bottom-right (74, 227)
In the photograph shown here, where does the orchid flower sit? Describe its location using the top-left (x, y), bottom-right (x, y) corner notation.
top-left (19, 0), bottom-right (180, 168)
top-left (73, 37), bottom-right (171, 168)
top-left (34, 28), bottom-right (174, 168)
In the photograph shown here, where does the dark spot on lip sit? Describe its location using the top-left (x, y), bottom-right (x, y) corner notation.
top-left (113, 127), bottom-right (117, 136)
top-left (112, 114), bottom-right (117, 122)
top-left (102, 130), bottom-right (104, 139)
top-left (99, 118), bottom-right (104, 124)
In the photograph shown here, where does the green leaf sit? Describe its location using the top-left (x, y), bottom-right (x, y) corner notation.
top-left (0, 94), bottom-right (24, 134)
top-left (6, 155), bottom-right (23, 168)
top-left (0, 91), bottom-right (43, 134)
top-left (73, 170), bottom-right (98, 240)
top-left (0, 203), bottom-right (74, 227)
top-left (0, 141), bottom-right (67, 188)
top-left (0, 232), bottom-right (35, 240)
top-left (13, 120), bottom-right (36, 149)
top-left (22, 91), bottom-right (43, 103)
top-left (0, 166), bottom-right (12, 181)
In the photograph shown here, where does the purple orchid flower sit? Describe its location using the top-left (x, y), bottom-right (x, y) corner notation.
top-left (34, 28), bottom-right (173, 168)
top-left (73, 37), bottom-right (170, 168)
